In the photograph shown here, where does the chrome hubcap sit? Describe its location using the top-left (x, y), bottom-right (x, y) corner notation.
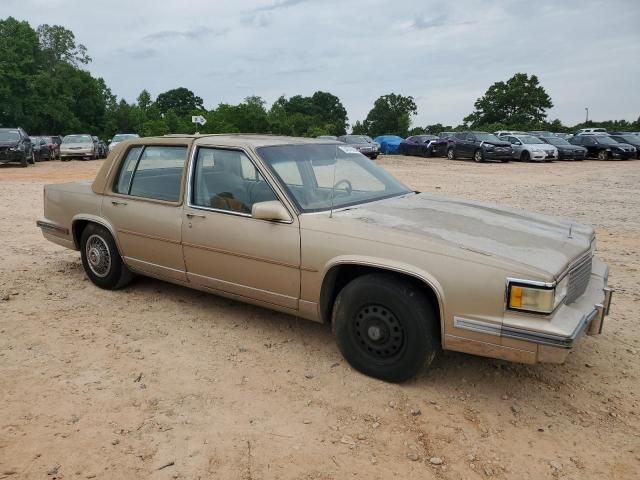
top-left (85, 234), bottom-right (111, 278)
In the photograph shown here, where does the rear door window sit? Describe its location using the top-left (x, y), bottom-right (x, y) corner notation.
top-left (114, 145), bottom-right (187, 202)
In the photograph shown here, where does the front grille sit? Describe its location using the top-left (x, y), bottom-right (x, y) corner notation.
top-left (565, 255), bottom-right (592, 304)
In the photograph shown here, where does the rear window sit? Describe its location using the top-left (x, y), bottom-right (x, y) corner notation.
top-left (114, 145), bottom-right (187, 202)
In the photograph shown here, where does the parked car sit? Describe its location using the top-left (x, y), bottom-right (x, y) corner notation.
top-left (0, 127), bottom-right (35, 167)
top-left (108, 133), bottom-right (140, 152)
top-left (36, 134), bottom-right (613, 382)
top-left (527, 131), bottom-right (556, 138)
top-left (43, 136), bottom-right (62, 160)
top-left (495, 130), bottom-right (526, 137)
top-left (575, 128), bottom-right (607, 135)
top-left (336, 135), bottom-right (379, 159)
top-left (399, 135), bottom-right (439, 157)
top-left (569, 134), bottom-right (636, 160)
top-left (538, 135), bottom-right (587, 160)
top-left (609, 134), bottom-right (640, 158)
top-left (502, 134), bottom-right (558, 162)
top-left (373, 135), bottom-right (403, 154)
top-left (93, 137), bottom-right (107, 158)
top-left (554, 133), bottom-right (573, 140)
top-left (431, 132), bottom-right (456, 156)
top-left (538, 136), bottom-right (587, 160)
top-left (446, 132), bottom-right (512, 162)
top-left (30, 136), bottom-right (53, 161)
top-left (60, 134), bottom-right (99, 161)
top-left (316, 135), bottom-right (337, 141)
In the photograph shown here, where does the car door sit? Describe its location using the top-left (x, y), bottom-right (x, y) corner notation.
top-left (181, 144), bottom-right (301, 310)
top-left (101, 143), bottom-right (188, 282)
top-left (507, 136), bottom-right (521, 158)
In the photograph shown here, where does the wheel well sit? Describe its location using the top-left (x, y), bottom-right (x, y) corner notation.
top-left (319, 264), bottom-right (441, 331)
top-left (72, 220), bottom-right (91, 249)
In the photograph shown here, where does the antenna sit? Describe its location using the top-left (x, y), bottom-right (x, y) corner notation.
top-left (329, 145), bottom-right (338, 218)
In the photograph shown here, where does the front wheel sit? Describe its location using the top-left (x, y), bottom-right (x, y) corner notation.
top-left (473, 149), bottom-right (484, 163)
top-left (521, 151), bottom-right (531, 162)
top-left (333, 274), bottom-right (439, 382)
top-left (447, 147), bottom-right (456, 160)
top-left (597, 150), bottom-right (609, 161)
top-left (28, 152), bottom-right (35, 164)
top-left (80, 223), bottom-right (133, 290)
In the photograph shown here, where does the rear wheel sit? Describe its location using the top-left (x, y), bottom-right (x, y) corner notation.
top-left (447, 147), bottom-right (456, 160)
top-left (333, 274), bottom-right (439, 382)
top-left (80, 223), bottom-right (133, 290)
top-left (473, 149), bottom-right (484, 163)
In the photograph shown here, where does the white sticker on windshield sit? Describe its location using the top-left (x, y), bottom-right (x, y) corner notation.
top-left (338, 146), bottom-right (360, 154)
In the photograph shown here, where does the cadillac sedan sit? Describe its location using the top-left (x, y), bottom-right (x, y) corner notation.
top-left (37, 135), bottom-right (613, 382)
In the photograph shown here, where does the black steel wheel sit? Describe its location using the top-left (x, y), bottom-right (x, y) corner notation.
top-left (333, 273), bottom-right (439, 382)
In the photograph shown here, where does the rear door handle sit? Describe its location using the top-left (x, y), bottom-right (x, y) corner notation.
top-left (111, 200), bottom-right (128, 206)
top-left (186, 213), bottom-right (206, 219)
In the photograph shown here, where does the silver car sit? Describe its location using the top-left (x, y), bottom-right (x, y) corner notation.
top-left (503, 134), bottom-right (558, 162)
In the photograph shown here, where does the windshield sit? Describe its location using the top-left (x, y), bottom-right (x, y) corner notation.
top-left (345, 136), bottom-right (372, 144)
top-left (617, 135), bottom-right (637, 143)
top-left (258, 144), bottom-right (411, 213)
top-left (63, 135), bottom-right (92, 144)
top-left (0, 131), bottom-right (20, 142)
top-left (594, 136), bottom-right (618, 145)
top-left (544, 137), bottom-right (569, 146)
top-left (518, 135), bottom-right (543, 145)
top-left (475, 133), bottom-right (501, 143)
top-left (112, 134), bottom-right (139, 142)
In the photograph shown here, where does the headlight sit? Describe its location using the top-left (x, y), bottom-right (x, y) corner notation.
top-left (484, 144), bottom-right (494, 150)
top-left (507, 277), bottom-right (568, 314)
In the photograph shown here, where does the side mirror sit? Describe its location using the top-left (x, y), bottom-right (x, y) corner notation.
top-left (514, 141), bottom-right (522, 146)
top-left (251, 201), bottom-right (291, 222)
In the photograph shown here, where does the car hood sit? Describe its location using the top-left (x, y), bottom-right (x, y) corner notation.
top-left (483, 141), bottom-right (511, 147)
top-left (61, 143), bottom-right (92, 147)
top-left (0, 141), bottom-right (19, 147)
top-left (526, 143), bottom-right (556, 149)
top-left (335, 193), bottom-right (593, 278)
top-left (610, 143), bottom-right (635, 149)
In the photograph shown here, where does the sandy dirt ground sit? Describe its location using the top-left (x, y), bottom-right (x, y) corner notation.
top-left (0, 156), bottom-right (639, 480)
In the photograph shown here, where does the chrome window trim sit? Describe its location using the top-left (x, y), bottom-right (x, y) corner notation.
top-left (185, 144), bottom-right (294, 224)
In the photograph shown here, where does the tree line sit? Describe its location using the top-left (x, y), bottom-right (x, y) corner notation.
top-left (1, 17), bottom-right (638, 141)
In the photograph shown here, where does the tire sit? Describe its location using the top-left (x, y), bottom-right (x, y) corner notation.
top-left (473, 149), bottom-right (484, 163)
top-left (333, 273), bottom-right (439, 382)
top-left (80, 223), bottom-right (133, 290)
top-left (446, 147), bottom-right (456, 160)
top-left (597, 150), bottom-right (608, 161)
top-left (28, 152), bottom-right (35, 164)
top-left (521, 151), bottom-right (531, 162)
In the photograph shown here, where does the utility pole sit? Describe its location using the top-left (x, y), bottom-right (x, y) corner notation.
top-left (585, 107), bottom-right (589, 123)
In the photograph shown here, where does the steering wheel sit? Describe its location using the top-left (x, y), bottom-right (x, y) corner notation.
top-left (333, 179), bottom-right (353, 195)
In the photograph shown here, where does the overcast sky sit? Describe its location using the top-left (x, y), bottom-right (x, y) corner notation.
top-left (4, 0), bottom-right (640, 127)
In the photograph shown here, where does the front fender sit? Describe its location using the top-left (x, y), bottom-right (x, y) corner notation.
top-left (320, 255), bottom-right (447, 334)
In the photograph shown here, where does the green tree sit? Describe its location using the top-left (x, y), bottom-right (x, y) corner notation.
top-left (37, 24), bottom-right (91, 68)
top-left (0, 17), bottom-right (39, 127)
top-left (136, 89), bottom-right (152, 111)
top-left (362, 93), bottom-right (417, 137)
top-left (464, 73), bottom-right (553, 128)
top-left (156, 87), bottom-right (204, 116)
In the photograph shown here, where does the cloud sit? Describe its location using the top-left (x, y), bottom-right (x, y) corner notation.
top-left (143, 26), bottom-right (229, 42)
top-left (251, 0), bottom-right (311, 13)
top-left (126, 48), bottom-right (157, 60)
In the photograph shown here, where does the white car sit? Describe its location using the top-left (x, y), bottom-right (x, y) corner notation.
top-left (502, 134), bottom-right (558, 162)
top-left (108, 133), bottom-right (140, 152)
top-left (495, 130), bottom-right (527, 137)
top-left (576, 128), bottom-right (607, 135)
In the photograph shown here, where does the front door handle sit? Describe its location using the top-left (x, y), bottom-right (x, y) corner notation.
top-left (186, 213), bottom-right (206, 219)
top-left (111, 200), bottom-right (128, 206)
